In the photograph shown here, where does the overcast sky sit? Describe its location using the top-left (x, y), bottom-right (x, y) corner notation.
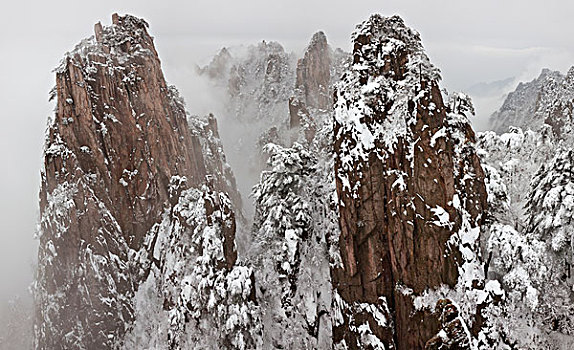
top-left (1, 0), bottom-right (574, 305)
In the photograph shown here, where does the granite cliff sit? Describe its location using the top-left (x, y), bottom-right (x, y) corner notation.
top-left (36, 14), bottom-right (249, 349)
top-left (331, 15), bottom-right (488, 349)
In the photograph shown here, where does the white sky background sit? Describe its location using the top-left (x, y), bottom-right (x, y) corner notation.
top-left (1, 0), bottom-right (574, 305)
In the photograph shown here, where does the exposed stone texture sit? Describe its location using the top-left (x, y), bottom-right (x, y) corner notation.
top-left (288, 97), bottom-right (316, 143)
top-left (45, 14), bottom-right (206, 248)
top-left (332, 14), bottom-right (487, 350)
top-left (295, 31), bottom-right (332, 111)
top-left (190, 113), bottom-right (244, 217)
top-left (289, 32), bottom-right (332, 134)
top-left (36, 14), bottom-right (240, 349)
top-left (425, 299), bottom-right (471, 350)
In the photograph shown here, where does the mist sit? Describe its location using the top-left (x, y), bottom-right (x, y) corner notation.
top-left (2, 0), bottom-right (574, 346)
top-left (167, 64), bottom-right (272, 219)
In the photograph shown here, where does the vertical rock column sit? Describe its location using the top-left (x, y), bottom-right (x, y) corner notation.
top-left (289, 31), bottom-right (332, 143)
top-left (36, 14), bottom-right (216, 349)
top-left (331, 14), bottom-right (487, 350)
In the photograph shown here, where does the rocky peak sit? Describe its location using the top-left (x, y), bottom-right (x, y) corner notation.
top-left (294, 31), bottom-right (331, 111)
top-left (332, 14), bottom-right (487, 349)
top-left (350, 14), bottom-right (440, 85)
top-left (202, 47), bottom-right (232, 79)
top-left (208, 40), bottom-right (296, 123)
top-left (36, 14), bottom-right (243, 349)
top-left (47, 13), bottom-right (208, 249)
top-left (539, 67), bottom-right (555, 79)
top-left (289, 31), bottom-right (338, 143)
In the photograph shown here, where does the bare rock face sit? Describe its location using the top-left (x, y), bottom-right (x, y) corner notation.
top-left (36, 14), bottom-right (242, 349)
top-left (288, 97), bottom-right (316, 143)
top-left (289, 32), bottom-right (332, 139)
top-left (332, 14), bottom-right (487, 350)
top-left (45, 13), bottom-right (207, 248)
top-left (190, 113), bottom-right (244, 217)
top-left (295, 31), bottom-right (332, 111)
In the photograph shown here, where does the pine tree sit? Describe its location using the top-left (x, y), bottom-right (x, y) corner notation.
top-left (252, 142), bottom-right (315, 313)
top-left (251, 142), bottom-right (330, 348)
top-left (527, 148), bottom-right (574, 264)
top-left (521, 148), bottom-right (574, 336)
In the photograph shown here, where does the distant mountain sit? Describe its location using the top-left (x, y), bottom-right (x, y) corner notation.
top-left (489, 67), bottom-right (574, 136)
top-left (194, 32), bottom-right (349, 218)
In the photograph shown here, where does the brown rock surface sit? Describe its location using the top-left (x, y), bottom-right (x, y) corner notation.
top-left (45, 14), bottom-right (206, 249)
top-left (36, 14), bottom-right (239, 349)
top-left (425, 299), bottom-right (471, 350)
top-left (295, 31), bottom-right (332, 111)
top-left (289, 32), bottom-right (332, 134)
top-left (332, 14), bottom-right (487, 350)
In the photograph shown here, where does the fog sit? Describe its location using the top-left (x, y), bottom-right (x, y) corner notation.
top-left (1, 0), bottom-right (574, 344)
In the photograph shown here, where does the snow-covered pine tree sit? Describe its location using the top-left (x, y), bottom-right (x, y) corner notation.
top-left (477, 142), bottom-right (574, 349)
top-left (251, 140), bottom-right (334, 348)
top-left (445, 91), bottom-right (475, 118)
top-left (122, 180), bottom-right (262, 350)
top-left (252, 143), bottom-right (315, 283)
top-left (251, 143), bottom-right (314, 345)
top-left (527, 148), bottom-right (574, 259)
top-left (519, 147), bottom-right (574, 338)
top-left (477, 125), bottom-right (556, 231)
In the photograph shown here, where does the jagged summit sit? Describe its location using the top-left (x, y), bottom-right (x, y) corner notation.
top-left (36, 13), bottom-right (249, 349)
top-left (288, 30), bottom-right (334, 139)
top-left (202, 47), bottom-right (233, 79)
top-left (45, 13), bottom-right (207, 249)
top-left (334, 14), bottom-right (444, 173)
top-left (294, 30), bottom-right (331, 110)
top-left (350, 14), bottom-right (440, 82)
top-left (55, 14), bottom-right (156, 75)
top-left (306, 30), bottom-right (328, 55)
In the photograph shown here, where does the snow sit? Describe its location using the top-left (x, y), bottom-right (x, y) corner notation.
top-left (391, 171), bottom-right (407, 191)
top-left (41, 182), bottom-right (78, 239)
top-left (356, 322), bottom-right (387, 350)
top-left (284, 228), bottom-right (299, 263)
top-left (430, 205), bottom-right (453, 229)
top-left (103, 113), bottom-right (119, 123)
top-left (124, 185), bottom-right (262, 349)
top-left (357, 301), bottom-right (388, 327)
